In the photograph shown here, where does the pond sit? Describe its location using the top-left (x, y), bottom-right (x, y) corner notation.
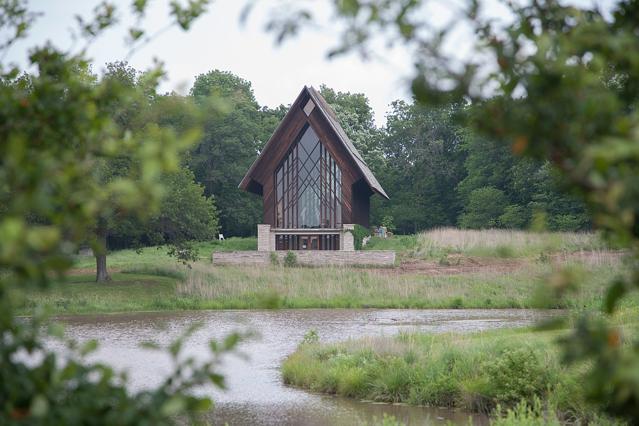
top-left (52, 309), bottom-right (557, 425)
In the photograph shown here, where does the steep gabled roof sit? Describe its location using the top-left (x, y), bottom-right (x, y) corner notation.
top-left (239, 86), bottom-right (389, 200)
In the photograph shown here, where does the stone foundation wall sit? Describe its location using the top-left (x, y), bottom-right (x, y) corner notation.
top-left (212, 250), bottom-right (395, 267)
top-left (257, 224), bottom-right (272, 251)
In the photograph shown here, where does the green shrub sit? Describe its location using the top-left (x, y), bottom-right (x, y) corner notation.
top-left (449, 297), bottom-right (464, 309)
top-left (352, 224), bottom-right (371, 250)
top-left (283, 251), bottom-right (298, 267)
top-left (381, 215), bottom-right (396, 233)
top-left (269, 251), bottom-right (280, 266)
top-left (408, 375), bottom-right (460, 407)
top-left (549, 214), bottom-right (590, 232)
top-left (483, 347), bottom-right (553, 405)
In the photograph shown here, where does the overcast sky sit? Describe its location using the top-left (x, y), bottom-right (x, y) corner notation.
top-left (6, 0), bottom-right (421, 125)
top-left (6, 0), bottom-right (613, 125)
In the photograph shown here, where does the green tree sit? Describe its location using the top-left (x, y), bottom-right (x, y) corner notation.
top-left (319, 84), bottom-right (384, 171)
top-left (458, 186), bottom-right (508, 229)
top-left (94, 62), bottom-right (220, 278)
top-left (110, 167), bottom-right (219, 261)
top-left (93, 61), bottom-right (144, 282)
top-left (499, 205), bottom-right (529, 229)
top-left (188, 70), bottom-right (273, 236)
top-left (0, 1), bottom-right (239, 424)
top-left (376, 100), bottom-right (467, 232)
top-left (456, 136), bottom-right (515, 203)
top-left (458, 131), bottom-right (589, 231)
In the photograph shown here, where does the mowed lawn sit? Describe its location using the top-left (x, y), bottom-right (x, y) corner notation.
top-left (19, 273), bottom-right (179, 315)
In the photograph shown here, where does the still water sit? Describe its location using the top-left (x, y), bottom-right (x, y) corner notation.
top-left (52, 309), bottom-right (556, 425)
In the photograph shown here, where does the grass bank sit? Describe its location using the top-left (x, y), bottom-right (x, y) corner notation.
top-left (20, 259), bottom-right (627, 314)
top-left (282, 313), bottom-right (637, 423)
top-left (20, 229), bottom-right (621, 315)
top-left (179, 260), bottom-right (623, 310)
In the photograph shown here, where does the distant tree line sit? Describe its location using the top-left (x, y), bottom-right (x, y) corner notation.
top-left (99, 65), bottom-right (590, 245)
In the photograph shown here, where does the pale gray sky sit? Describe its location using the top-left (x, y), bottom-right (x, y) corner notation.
top-left (6, 0), bottom-right (613, 125)
top-left (6, 0), bottom-right (417, 125)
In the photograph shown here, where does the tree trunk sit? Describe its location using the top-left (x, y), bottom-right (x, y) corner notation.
top-left (95, 219), bottom-right (110, 283)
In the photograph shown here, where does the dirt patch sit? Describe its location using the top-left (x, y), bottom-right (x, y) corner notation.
top-left (550, 250), bottom-right (626, 266)
top-left (373, 256), bottom-right (525, 276)
top-left (369, 250), bottom-right (626, 277)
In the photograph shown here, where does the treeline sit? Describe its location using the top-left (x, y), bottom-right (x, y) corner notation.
top-left (372, 102), bottom-right (590, 234)
top-left (102, 64), bottom-right (589, 245)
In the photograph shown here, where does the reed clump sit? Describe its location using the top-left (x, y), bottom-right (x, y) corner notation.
top-left (281, 327), bottom-right (607, 422)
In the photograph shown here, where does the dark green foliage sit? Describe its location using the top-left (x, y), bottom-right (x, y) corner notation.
top-left (372, 101), bottom-right (467, 233)
top-left (456, 136), bottom-right (589, 232)
top-left (112, 167), bottom-right (219, 252)
top-left (499, 205), bottom-right (529, 229)
top-left (351, 224), bottom-right (370, 250)
top-left (380, 216), bottom-right (396, 233)
top-left (187, 69), bottom-right (283, 237)
top-left (459, 187), bottom-right (508, 229)
top-left (319, 85), bottom-right (383, 171)
top-left (283, 251), bottom-right (297, 267)
top-left (0, 1), bottom-right (243, 423)
top-left (483, 348), bottom-right (553, 405)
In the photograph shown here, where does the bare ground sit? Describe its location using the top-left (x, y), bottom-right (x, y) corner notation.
top-left (371, 250), bottom-right (626, 277)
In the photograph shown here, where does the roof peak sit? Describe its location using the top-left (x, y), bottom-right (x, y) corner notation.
top-left (239, 85), bottom-right (389, 200)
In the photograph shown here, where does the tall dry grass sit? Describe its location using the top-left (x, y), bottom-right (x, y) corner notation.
top-left (176, 261), bottom-right (620, 310)
top-left (416, 228), bottom-right (607, 258)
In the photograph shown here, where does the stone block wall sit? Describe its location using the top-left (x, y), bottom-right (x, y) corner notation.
top-left (340, 224), bottom-right (355, 251)
top-left (257, 224), bottom-right (272, 251)
top-left (212, 250), bottom-right (395, 267)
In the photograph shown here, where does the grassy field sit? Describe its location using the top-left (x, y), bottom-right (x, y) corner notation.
top-left (19, 229), bottom-right (624, 315)
top-left (20, 255), bottom-right (626, 315)
top-left (365, 228), bottom-right (608, 260)
top-left (282, 308), bottom-right (638, 423)
top-left (72, 237), bottom-right (257, 270)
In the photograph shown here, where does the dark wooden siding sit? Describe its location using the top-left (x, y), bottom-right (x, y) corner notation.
top-left (247, 91), bottom-right (372, 227)
top-left (352, 178), bottom-right (372, 228)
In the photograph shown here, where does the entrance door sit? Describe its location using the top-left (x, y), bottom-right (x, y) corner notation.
top-left (300, 236), bottom-right (319, 250)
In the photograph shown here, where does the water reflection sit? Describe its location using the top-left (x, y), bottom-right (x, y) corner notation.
top-left (52, 309), bottom-right (557, 425)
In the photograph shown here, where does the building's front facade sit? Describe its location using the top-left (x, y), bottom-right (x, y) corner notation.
top-left (239, 86), bottom-right (388, 251)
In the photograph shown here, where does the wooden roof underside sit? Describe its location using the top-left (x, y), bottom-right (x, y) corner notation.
top-left (238, 86), bottom-right (389, 200)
